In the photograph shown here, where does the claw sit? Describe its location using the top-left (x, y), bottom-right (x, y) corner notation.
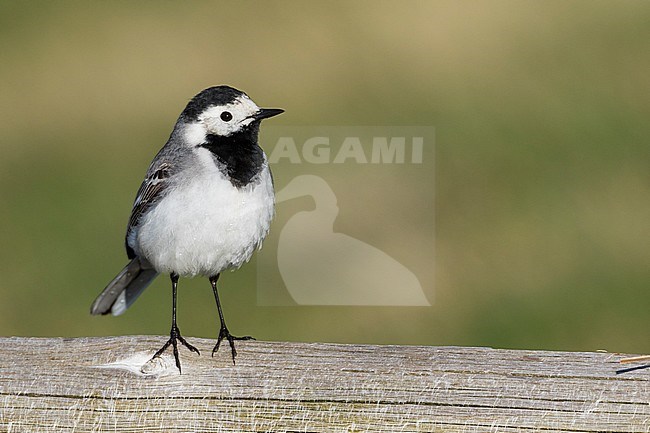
top-left (211, 326), bottom-right (254, 364)
top-left (152, 325), bottom-right (200, 373)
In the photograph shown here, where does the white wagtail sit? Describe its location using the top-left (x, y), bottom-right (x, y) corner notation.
top-left (90, 86), bottom-right (283, 372)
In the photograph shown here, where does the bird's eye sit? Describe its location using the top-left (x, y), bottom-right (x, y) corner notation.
top-left (220, 111), bottom-right (233, 122)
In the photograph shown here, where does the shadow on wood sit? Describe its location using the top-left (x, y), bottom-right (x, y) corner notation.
top-left (0, 336), bottom-right (648, 432)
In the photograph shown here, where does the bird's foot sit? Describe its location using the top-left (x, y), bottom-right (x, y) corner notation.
top-left (152, 325), bottom-right (200, 373)
top-left (212, 326), bottom-right (254, 364)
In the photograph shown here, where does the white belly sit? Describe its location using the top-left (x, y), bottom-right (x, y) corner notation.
top-left (135, 160), bottom-right (274, 277)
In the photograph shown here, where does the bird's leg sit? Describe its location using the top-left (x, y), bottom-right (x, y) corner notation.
top-left (152, 272), bottom-right (200, 373)
top-left (210, 274), bottom-right (254, 364)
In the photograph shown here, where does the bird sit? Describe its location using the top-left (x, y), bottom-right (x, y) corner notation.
top-left (90, 86), bottom-right (283, 373)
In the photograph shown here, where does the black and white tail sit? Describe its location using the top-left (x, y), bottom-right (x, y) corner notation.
top-left (91, 257), bottom-right (159, 316)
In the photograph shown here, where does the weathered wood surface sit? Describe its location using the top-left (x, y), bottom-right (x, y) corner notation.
top-left (0, 337), bottom-right (648, 432)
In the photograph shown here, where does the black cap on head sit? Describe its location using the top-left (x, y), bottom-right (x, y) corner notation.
top-left (180, 86), bottom-right (246, 121)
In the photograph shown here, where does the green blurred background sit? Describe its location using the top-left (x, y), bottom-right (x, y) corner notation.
top-left (0, 1), bottom-right (648, 354)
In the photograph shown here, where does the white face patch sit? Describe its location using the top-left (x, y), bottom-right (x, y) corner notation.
top-left (183, 122), bottom-right (207, 147)
top-left (183, 95), bottom-right (260, 147)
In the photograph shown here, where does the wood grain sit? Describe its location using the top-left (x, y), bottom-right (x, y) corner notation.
top-left (0, 336), bottom-right (648, 432)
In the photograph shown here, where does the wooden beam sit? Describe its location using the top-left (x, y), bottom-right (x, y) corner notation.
top-left (0, 336), bottom-right (647, 432)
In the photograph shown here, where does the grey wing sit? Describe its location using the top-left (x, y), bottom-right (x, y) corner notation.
top-left (125, 161), bottom-right (173, 259)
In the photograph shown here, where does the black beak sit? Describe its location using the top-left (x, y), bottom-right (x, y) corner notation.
top-left (254, 108), bottom-right (284, 120)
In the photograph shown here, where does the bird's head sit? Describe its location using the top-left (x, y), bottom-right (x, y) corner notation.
top-left (179, 86), bottom-right (283, 147)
